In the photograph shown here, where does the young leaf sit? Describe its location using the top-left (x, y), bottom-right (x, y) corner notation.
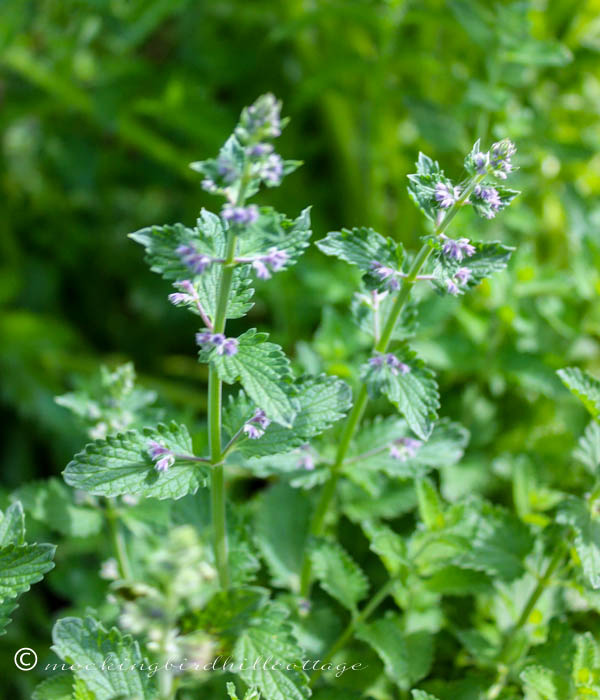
top-left (236, 207), bottom-right (312, 270)
top-left (52, 616), bottom-right (157, 700)
top-left (0, 543), bottom-right (55, 599)
top-left (361, 520), bottom-right (408, 576)
top-left (361, 346), bottom-right (440, 440)
top-left (558, 367), bottom-right (600, 420)
top-left (416, 478), bottom-right (446, 531)
top-left (407, 152), bottom-right (445, 221)
top-left (224, 374), bottom-right (352, 459)
top-left (130, 209), bottom-right (254, 321)
top-left (575, 421), bottom-right (600, 475)
top-left (412, 691), bottom-right (441, 700)
top-left (344, 417), bottom-right (468, 479)
top-left (210, 329), bottom-right (297, 427)
top-left (32, 675), bottom-right (74, 700)
top-left (233, 603), bottom-right (310, 700)
top-left (356, 613), bottom-right (434, 690)
top-left (520, 665), bottom-right (564, 700)
top-left (254, 483), bottom-right (310, 592)
top-left (310, 539), bottom-right (369, 612)
top-left (0, 501), bottom-right (25, 546)
top-left (316, 227), bottom-right (403, 276)
top-left (0, 598), bottom-right (19, 636)
top-left (557, 496), bottom-right (600, 589)
top-left (63, 422), bottom-right (207, 500)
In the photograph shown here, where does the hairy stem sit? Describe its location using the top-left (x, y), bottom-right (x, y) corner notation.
top-left (106, 505), bottom-right (132, 580)
top-left (486, 546), bottom-right (565, 700)
top-left (309, 578), bottom-right (397, 688)
top-left (299, 173), bottom-right (485, 598)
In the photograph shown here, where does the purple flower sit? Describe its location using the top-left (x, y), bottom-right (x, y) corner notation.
top-left (386, 355), bottom-right (411, 376)
top-left (472, 152), bottom-right (488, 175)
top-left (168, 279), bottom-right (199, 307)
top-left (242, 408), bottom-right (271, 439)
top-left (201, 178), bottom-right (218, 193)
top-left (297, 453), bottom-right (315, 471)
top-left (389, 436), bottom-right (422, 461)
top-left (252, 260), bottom-right (271, 279)
top-left (368, 355), bottom-right (385, 369)
top-left (238, 94), bottom-right (282, 141)
top-left (455, 267), bottom-right (472, 285)
top-left (439, 234), bottom-right (476, 261)
top-left (176, 245), bottom-right (215, 275)
top-left (248, 143), bottom-right (274, 157)
top-left (371, 261), bottom-right (401, 290)
top-left (489, 139), bottom-right (516, 180)
top-left (445, 278), bottom-right (460, 295)
top-left (216, 155), bottom-right (239, 184)
top-left (219, 338), bottom-right (239, 356)
top-left (473, 185), bottom-right (503, 219)
top-left (196, 330), bottom-right (239, 356)
top-left (222, 204), bottom-right (259, 225)
top-left (147, 441), bottom-right (175, 472)
top-left (260, 154), bottom-right (284, 186)
top-left (434, 182), bottom-right (459, 209)
top-left (264, 247), bottom-right (288, 271)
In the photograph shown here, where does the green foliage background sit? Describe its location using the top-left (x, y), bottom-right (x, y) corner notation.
top-left (1, 0), bottom-right (600, 696)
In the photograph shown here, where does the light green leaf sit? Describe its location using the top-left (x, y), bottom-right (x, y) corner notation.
top-left (73, 678), bottom-right (96, 700)
top-left (316, 227), bottom-right (403, 279)
top-left (255, 484), bottom-right (310, 592)
top-left (407, 152), bottom-right (445, 221)
top-left (15, 479), bottom-right (103, 538)
top-left (227, 682), bottom-right (261, 700)
top-left (52, 616), bottom-right (157, 700)
top-left (362, 346), bottom-right (439, 440)
top-left (63, 422), bottom-right (207, 500)
top-left (557, 496), bottom-right (600, 589)
top-left (32, 675), bottom-right (74, 700)
top-left (505, 41), bottom-right (573, 67)
top-left (412, 691), bottom-right (441, 700)
top-left (210, 329), bottom-right (296, 427)
top-left (575, 421), bottom-right (600, 475)
top-left (129, 209), bottom-right (254, 321)
top-left (310, 539), bottom-right (368, 612)
top-left (233, 603), bottom-right (309, 700)
top-left (0, 501), bottom-right (25, 546)
top-left (558, 367), bottom-right (600, 420)
top-left (416, 478), bottom-right (446, 531)
top-left (361, 520), bottom-right (408, 576)
top-left (356, 613), bottom-right (434, 690)
top-left (224, 374), bottom-right (351, 460)
top-left (0, 543), bottom-right (55, 599)
top-left (186, 586), bottom-right (269, 640)
top-left (345, 417), bottom-right (468, 479)
top-left (520, 665), bottom-right (563, 700)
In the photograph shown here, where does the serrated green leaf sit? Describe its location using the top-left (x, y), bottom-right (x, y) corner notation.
top-left (15, 479), bottom-right (103, 538)
top-left (233, 603), bottom-right (309, 700)
top-left (431, 239), bottom-right (514, 294)
top-left (224, 374), bottom-right (351, 460)
top-left (557, 496), bottom-right (600, 589)
top-left (0, 597), bottom-right (19, 636)
top-left (0, 501), bottom-right (25, 546)
top-left (236, 207), bottom-right (311, 270)
top-left (254, 484), bottom-right (310, 592)
top-left (227, 681), bottom-right (261, 700)
top-left (0, 543), bottom-right (55, 599)
top-left (361, 520), bottom-right (408, 576)
top-left (210, 329), bottom-right (296, 427)
top-left (316, 226), bottom-right (403, 273)
top-left (129, 209), bottom-right (254, 321)
top-left (407, 153), bottom-right (446, 221)
top-left (575, 421), bottom-right (600, 475)
top-left (558, 367), bottom-right (600, 420)
top-left (362, 346), bottom-right (439, 440)
top-left (344, 417), bottom-right (468, 479)
top-left (73, 678), bottom-right (96, 700)
top-left (574, 632), bottom-right (598, 677)
top-left (32, 675), bottom-right (74, 700)
top-left (416, 478), bottom-right (446, 531)
top-left (52, 616), bottom-right (157, 700)
top-left (310, 539), bottom-right (368, 612)
top-left (63, 422), bottom-right (207, 500)
top-left (356, 613), bottom-right (434, 690)
top-left (520, 665), bottom-right (564, 700)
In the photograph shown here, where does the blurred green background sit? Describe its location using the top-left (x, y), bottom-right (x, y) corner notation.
top-left (2, 0), bottom-right (600, 693)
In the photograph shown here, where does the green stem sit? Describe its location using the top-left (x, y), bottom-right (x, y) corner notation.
top-left (106, 505), bottom-right (132, 580)
top-left (299, 173), bottom-right (485, 599)
top-left (309, 578), bottom-right (397, 688)
top-left (486, 547), bottom-right (565, 700)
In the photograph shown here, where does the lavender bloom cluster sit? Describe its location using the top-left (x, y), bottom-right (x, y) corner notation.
top-left (222, 203), bottom-right (259, 225)
top-left (439, 234), bottom-right (476, 262)
top-left (242, 408), bottom-right (271, 439)
top-left (176, 245), bottom-right (216, 275)
top-left (196, 330), bottom-right (239, 356)
top-left (147, 441), bottom-right (175, 472)
top-left (471, 138), bottom-right (516, 180)
top-left (168, 279), bottom-right (199, 307)
top-left (296, 444), bottom-right (315, 471)
top-left (389, 437), bottom-right (422, 461)
top-left (235, 93), bottom-right (282, 143)
top-left (473, 184), bottom-right (503, 219)
top-left (245, 247), bottom-right (289, 280)
top-left (371, 261), bottom-right (401, 291)
top-left (445, 267), bottom-right (472, 295)
top-left (369, 353), bottom-right (411, 376)
top-left (435, 182), bottom-right (461, 209)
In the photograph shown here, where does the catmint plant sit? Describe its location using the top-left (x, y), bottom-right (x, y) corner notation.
top-left (37, 96), bottom-right (598, 700)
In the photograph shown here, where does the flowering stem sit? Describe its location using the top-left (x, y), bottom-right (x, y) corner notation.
top-left (299, 172), bottom-right (485, 599)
